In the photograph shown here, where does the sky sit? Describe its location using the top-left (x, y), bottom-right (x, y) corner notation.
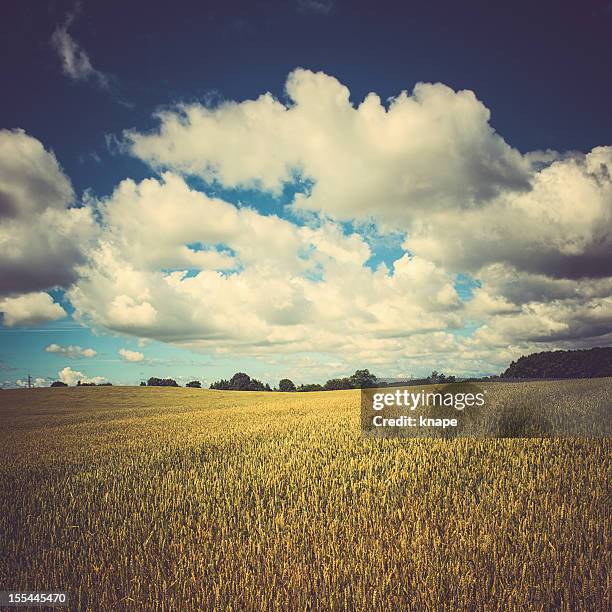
top-left (1, 0), bottom-right (611, 387)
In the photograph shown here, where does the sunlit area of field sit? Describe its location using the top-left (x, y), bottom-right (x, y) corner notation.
top-left (1, 383), bottom-right (610, 610)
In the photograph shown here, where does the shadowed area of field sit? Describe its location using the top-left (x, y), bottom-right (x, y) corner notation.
top-left (0, 383), bottom-right (610, 610)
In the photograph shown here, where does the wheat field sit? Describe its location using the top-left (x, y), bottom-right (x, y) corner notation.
top-left (0, 383), bottom-right (610, 610)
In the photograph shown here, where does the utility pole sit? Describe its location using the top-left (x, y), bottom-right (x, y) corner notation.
top-left (27, 373), bottom-right (32, 389)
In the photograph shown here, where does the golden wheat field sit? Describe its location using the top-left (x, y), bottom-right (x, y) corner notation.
top-left (0, 382), bottom-right (610, 611)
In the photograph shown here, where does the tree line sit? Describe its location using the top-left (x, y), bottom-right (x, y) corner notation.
top-left (502, 347), bottom-right (612, 379)
top-left (206, 369), bottom-right (455, 391)
top-left (44, 345), bottom-right (612, 389)
top-left (140, 370), bottom-right (383, 391)
top-left (47, 368), bottom-right (457, 390)
top-left (206, 369), bottom-right (381, 392)
top-left (50, 381), bottom-right (112, 387)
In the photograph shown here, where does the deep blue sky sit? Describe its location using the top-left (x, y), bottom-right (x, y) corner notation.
top-left (2, 0), bottom-right (611, 199)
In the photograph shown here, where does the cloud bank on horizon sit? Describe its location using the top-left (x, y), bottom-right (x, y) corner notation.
top-left (1, 69), bottom-right (611, 378)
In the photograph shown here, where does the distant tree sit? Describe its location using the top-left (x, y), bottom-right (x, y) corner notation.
top-left (426, 371), bottom-right (452, 384)
top-left (210, 379), bottom-right (229, 390)
top-left (264, 383), bottom-right (272, 392)
top-left (186, 380), bottom-right (201, 388)
top-left (98, 382), bottom-right (113, 386)
top-left (140, 381), bottom-right (146, 386)
top-left (279, 378), bottom-right (296, 392)
top-left (248, 378), bottom-right (266, 391)
top-left (50, 381), bottom-right (68, 387)
top-left (147, 377), bottom-right (179, 387)
top-left (210, 373), bottom-right (267, 391)
top-left (324, 377), bottom-right (353, 391)
top-left (77, 380), bottom-right (81, 386)
top-left (229, 372), bottom-right (251, 390)
top-left (297, 383), bottom-right (324, 392)
top-left (349, 369), bottom-right (377, 389)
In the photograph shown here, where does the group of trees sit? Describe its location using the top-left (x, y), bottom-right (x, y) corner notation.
top-left (210, 372), bottom-right (271, 391)
top-left (423, 371), bottom-right (456, 384)
top-left (207, 369), bottom-right (380, 392)
top-left (142, 368), bottom-right (457, 392)
top-left (502, 347), bottom-right (612, 379)
top-left (278, 379), bottom-right (296, 392)
top-left (296, 383), bottom-right (324, 392)
top-left (50, 381), bottom-right (112, 387)
top-left (77, 381), bottom-right (112, 387)
top-left (145, 377), bottom-right (179, 387)
top-left (320, 369), bottom-right (378, 390)
top-left (46, 367), bottom-right (459, 390)
top-left (141, 378), bottom-right (203, 387)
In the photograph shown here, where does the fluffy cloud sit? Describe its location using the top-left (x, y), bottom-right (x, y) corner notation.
top-left (0, 129), bottom-right (97, 296)
top-left (408, 147), bottom-right (612, 279)
top-left (16, 377), bottom-right (47, 388)
top-left (0, 292), bottom-right (66, 327)
top-left (472, 297), bottom-right (612, 346)
top-left (45, 344), bottom-right (97, 358)
top-left (66, 173), bottom-right (463, 360)
top-left (124, 70), bottom-right (610, 284)
top-left (112, 69), bottom-right (611, 373)
top-left (118, 348), bottom-right (145, 362)
top-left (58, 366), bottom-right (106, 386)
top-left (4, 70), bottom-right (611, 376)
top-left (0, 129), bottom-right (73, 217)
top-left (125, 69), bottom-right (530, 221)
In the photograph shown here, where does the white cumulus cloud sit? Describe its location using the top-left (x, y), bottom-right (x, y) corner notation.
top-left (109, 69), bottom-right (612, 373)
top-left (16, 377), bottom-right (47, 388)
top-left (2, 70), bottom-right (610, 376)
top-left (0, 292), bottom-right (66, 327)
top-left (45, 344), bottom-right (97, 358)
top-left (125, 69), bottom-right (530, 222)
top-left (58, 366), bottom-right (106, 386)
top-left (118, 348), bottom-right (145, 362)
top-left (0, 129), bottom-right (97, 296)
top-left (66, 173), bottom-right (463, 361)
top-left (407, 147), bottom-right (612, 279)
